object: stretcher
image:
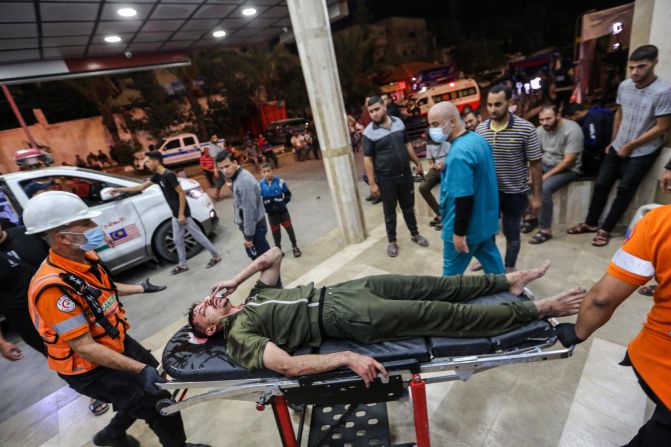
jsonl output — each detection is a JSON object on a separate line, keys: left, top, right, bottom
{"left": 157, "top": 291, "right": 574, "bottom": 447}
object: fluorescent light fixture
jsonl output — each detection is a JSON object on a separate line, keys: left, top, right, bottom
{"left": 242, "top": 7, "right": 257, "bottom": 16}
{"left": 117, "top": 7, "right": 137, "bottom": 17}
{"left": 212, "top": 30, "right": 226, "bottom": 38}
{"left": 104, "top": 35, "right": 122, "bottom": 43}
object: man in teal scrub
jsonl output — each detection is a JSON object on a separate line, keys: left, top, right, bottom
{"left": 428, "top": 101, "right": 504, "bottom": 275}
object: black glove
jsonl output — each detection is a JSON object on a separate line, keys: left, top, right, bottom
{"left": 141, "top": 278, "right": 166, "bottom": 293}
{"left": 137, "top": 366, "right": 165, "bottom": 396}
{"left": 556, "top": 323, "right": 584, "bottom": 348}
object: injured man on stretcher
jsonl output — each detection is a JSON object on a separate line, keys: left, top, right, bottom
{"left": 188, "top": 247, "right": 585, "bottom": 386}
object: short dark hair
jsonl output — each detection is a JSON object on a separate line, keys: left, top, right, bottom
{"left": 630, "top": 44, "right": 658, "bottom": 62}
{"left": 145, "top": 150, "right": 163, "bottom": 163}
{"left": 367, "top": 95, "right": 383, "bottom": 107}
{"left": 462, "top": 110, "right": 478, "bottom": 120}
{"left": 215, "top": 151, "right": 234, "bottom": 163}
{"left": 539, "top": 104, "right": 558, "bottom": 115}
{"left": 562, "top": 103, "right": 585, "bottom": 117}
{"left": 259, "top": 162, "right": 272, "bottom": 170}
{"left": 488, "top": 84, "right": 512, "bottom": 100}
{"left": 187, "top": 302, "right": 209, "bottom": 338}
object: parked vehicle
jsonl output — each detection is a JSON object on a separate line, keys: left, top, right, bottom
{"left": 411, "top": 79, "right": 481, "bottom": 115}
{"left": 0, "top": 166, "right": 219, "bottom": 273}
{"left": 133, "top": 133, "right": 225, "bottom": 172}
{"left": 265, "top": 118, "right": 314, "bottom": 146}
{"left": 14, "top": 148, "right": 54, "bottom": 171}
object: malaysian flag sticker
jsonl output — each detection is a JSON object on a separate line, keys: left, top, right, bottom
{"left": 109, "top": 224, "right": 141, "bottom": 245}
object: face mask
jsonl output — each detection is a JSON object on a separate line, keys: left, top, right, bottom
{"left": 64, "top": 227, "right": 105, "bottom": 251}
{"left": 429, "top": 121, "right": 454, "bottom": 143}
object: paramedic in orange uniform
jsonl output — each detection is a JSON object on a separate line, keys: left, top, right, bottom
{"left": 556, "top": 204, "right": 671, "bottom": 446}
{"left": 23, "top": 191, "right": 208, "bottom": 447}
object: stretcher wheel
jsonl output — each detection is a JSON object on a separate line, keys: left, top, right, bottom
{"left": 156, "top": 398, "right": 175, "bottom": 415}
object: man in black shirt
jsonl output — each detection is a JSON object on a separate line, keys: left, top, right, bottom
{"left": 381, "top": 93, "right": 402, "bottom": 118}
{"left": 363, "top": 96, "right": 429, "bottom": 257}
{"left": 110, "top": 151, "right": 221, "bottom": 274}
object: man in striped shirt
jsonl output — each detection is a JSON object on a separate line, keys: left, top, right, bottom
{"left": 476, "top": 84, "right": 543, "bottom": 271}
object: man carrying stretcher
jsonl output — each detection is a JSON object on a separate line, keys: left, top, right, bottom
{"left": 188, "top": 247, "right": 585, "bottom": 385}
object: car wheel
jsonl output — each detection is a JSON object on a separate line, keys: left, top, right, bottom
{"left": 153, "top": 220, "right": 203, "bottom": 263}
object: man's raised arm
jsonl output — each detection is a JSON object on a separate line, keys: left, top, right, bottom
{"left": 109, "top": 180, "right": 153, "bottom": 195}
{"left": 210, "top": 246, "right": 283, "bottom": 296}
{"left": 262, "top": 341, "right": 387, "bottom": 387}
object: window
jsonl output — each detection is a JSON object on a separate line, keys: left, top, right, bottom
{"left": 183, "top": 136, "right": 196, "bottom": 146}
{"left": 19, "top": 175, "right": 123, "bottom": 207}
{"left": 164, "top": 139, "right": 181, "bottom": 150}
{"left": 417, "top": 98, "right": 428, "bottom": 106}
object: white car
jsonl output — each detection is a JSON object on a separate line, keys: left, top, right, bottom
{"left": 0, "top": 167, "right": 219, "bottom": 273}
{"left": 134, "top": 133, "right": 226, "bottom": 171}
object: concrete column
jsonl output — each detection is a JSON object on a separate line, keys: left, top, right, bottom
{"left": 285, "top": 0, "right": 367, "bottom": 244}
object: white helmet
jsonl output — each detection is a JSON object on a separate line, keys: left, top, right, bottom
{"left": 23, "top": 191, "right": 102, "bottom": 234}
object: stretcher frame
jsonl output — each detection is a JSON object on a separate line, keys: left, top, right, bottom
{"left": 155, "top": 339, "right": 574, "bottom": 447}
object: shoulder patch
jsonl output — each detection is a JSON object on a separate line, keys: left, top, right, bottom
{"left": 56, "top": 295, "right": 76, "bottom": 313}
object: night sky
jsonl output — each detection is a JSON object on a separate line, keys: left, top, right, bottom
{"left": 341, "top": 0, "right": 633, "bottom": 55}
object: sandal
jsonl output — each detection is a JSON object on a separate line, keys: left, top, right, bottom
{"left": 171, "top": 265, "right": 189, "bottom": 275}
{"left": 520, "top": 218, "right": 538, "bottom": 234}
{"left": 591, "top": 229, "right": 611, "bottom": 247}
{"left": 567, "top": 223, "right": 599, "bottom": 235}
{"left": 429, "top": 216, "right": 441, "bottom": 227}
{"left": 292, "top": 246, "right": 302, "bottom": 258}
{"left": 529, "top": 231, "right": 553, "bottom": 245}
{"left": 89, "top": 399, "right": 109, "bottom": 416}
{"left": 206, "top": 257, "right": 221, "bottom": 268}
{"left": 638, "top": 285, "right": 657, "bottom": 296}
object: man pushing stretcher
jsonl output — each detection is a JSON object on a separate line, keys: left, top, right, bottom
{"left": 188, "top": 247, "right": 585, "bottom": 385}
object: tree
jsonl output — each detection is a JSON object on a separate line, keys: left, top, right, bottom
{"left": 65, "top": 76, "right": 124, "bottom": 145}
{"left": 169, "top": 50, "right": 211, "bottom": 138}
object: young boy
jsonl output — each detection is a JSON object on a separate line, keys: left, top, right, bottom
{"left": 259, "top": 163, "right": 301, "bottom": 257}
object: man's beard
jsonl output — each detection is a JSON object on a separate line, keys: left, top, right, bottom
{"left": 372, "top": 113, "right": 386, "bottom": 124}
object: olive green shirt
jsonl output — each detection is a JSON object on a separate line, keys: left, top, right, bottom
{"left": 222, "top": 281, "right": 319, "bottom": 371}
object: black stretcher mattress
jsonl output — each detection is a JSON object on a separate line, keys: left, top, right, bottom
{"left": 162, "top": 292, "right": 555, "bottom": 381}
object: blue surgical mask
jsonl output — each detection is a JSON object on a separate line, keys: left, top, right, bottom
{"left": 77, "top": 227, "right": 105, "bottom": 251}
{"left": 429, "top": 126, "right": 448, "bottom": 143}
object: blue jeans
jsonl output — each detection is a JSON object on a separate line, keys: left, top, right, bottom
{"left": 243, "top": 218, "right": 271, "bottom": 260}
{"left": 443, "top": 236, "right": 504, "bottom": 276}
{"left": 539, "top": 168, "right": 578, "bottom": 229}
{"left": 499, "top": 192, "right": 527, "bottom": 269}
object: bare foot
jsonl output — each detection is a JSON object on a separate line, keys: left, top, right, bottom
{"left": 470, "top": 261, "right": 483, "bottom": 272}
{"left": 535, "top": 287, "right": 586, "bottom": 318}
{"left": 507, "top": 260, "right": 551, "bottom": 295}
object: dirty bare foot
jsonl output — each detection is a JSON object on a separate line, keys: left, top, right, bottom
{"left": 535, "top": 287, "right": 586, "bottom": 318}
{"left": 507, "top": 260, "right": 551, "bottom": 295}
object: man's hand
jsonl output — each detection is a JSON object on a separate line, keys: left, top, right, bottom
{"left": 211, "top": 279, "right": 238, "bottom": 297}
{"left": 369, "top": 183, "right": 381, "bottom": 198}
{"left": 453, "top": 235, "right": 469, "bottom": 253}
{"left": 415, "top": 163, "right": 424, "bottom": 176}
{"left": 0, "top": 340, "right": 23, "bottom": 361}
{"left": 345, "top": 352, "right": 388, "bottom": 388}
{"left": 530, "top": 195, "right": 542, "bottom": 216}
{"left": 604, "top": 144, "right": 613, "bottom": 155}
{"left": 616, "top": 143, "right": 632, "bottom": 158}
{"left": 136, "top": 365, "right": 165, "bottom": 396}
{"left": 108, "top": 188, "right": 121, "bottom": 196}
{"left": 141, "top": 278, "right": 167, "bottom": 293}
{"left": 660, "top": 169, "right": 671, "bottom": 194}
{"left": 243, "top": 240, "right": 254, "bottom": 249}
{"left": 177, "top": 214, "right": 186, "bottom": 225}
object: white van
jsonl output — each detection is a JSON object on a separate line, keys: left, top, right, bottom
{"left": 411, "top": 79, "right": 481, "bottom": 115}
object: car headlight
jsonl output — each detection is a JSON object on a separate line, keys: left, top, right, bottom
{"left": 186, "top": 187, "right": 204, "bottom": 199}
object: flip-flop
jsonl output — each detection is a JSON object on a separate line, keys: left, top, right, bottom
{"left": 591, "top": 229, "right": 611, "bottom": 247}
{"left": 529, "top": 231, "right": 553, "bottom": 244}
{"left": 171, "top": 265, "right": 189, "bottom": 275}
{"left": 520, "top": 218, "right": 538, "bottom": 234}
{"left": 206, "top": 257, "right": 221, "bottom": 268}
{"left": 638, "top": 285, "right": 657, "bottom": 296}
{"left": 89, "top": 399, "right": 109, "bottom": 416}
{"left": 567, "top": 223, "right": 599, "bottom": 235}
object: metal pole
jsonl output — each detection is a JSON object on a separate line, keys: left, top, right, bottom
{"left": 1, "top": 84, "right": 38, "bottom": 148}
{"left": 285, "top": 0, "right": 367, "bottom": 244}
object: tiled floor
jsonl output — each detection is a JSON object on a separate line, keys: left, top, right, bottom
{"left": 0, "top": 204, "right": 656, "bottom": 447}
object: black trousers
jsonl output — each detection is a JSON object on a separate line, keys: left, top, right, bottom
{"left": 418, "top": 167, "right": 441, "bottom": 216}
{"left": 60, "top": 336, "right": 187, "bottom": 447}
{"left": 622, "top": 353, "right": 671, "bottom": 447}
{"left": 378, "top": 173, "right": 418, "bottom": 242}
{"left": 585, "top": 147, "right": 661, "bottom": 232}
{"left": 499, "top": 192, "right": 528, "bottom": 269}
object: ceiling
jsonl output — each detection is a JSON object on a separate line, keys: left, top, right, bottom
{"left": 0, "top": 0, "right": 346, "bottom": 65}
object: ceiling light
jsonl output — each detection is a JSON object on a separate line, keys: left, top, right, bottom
{"left": 117, "top": 7, "right": 137, "bottom": 17}
{"left": 104, "top": 35, "right": 122, "bottom": 43}
{"left": 212, "top": 30, "right": 226, "bottom": 38}
{"left": 242, "top": 7, "right": 257, "bottom": 16}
